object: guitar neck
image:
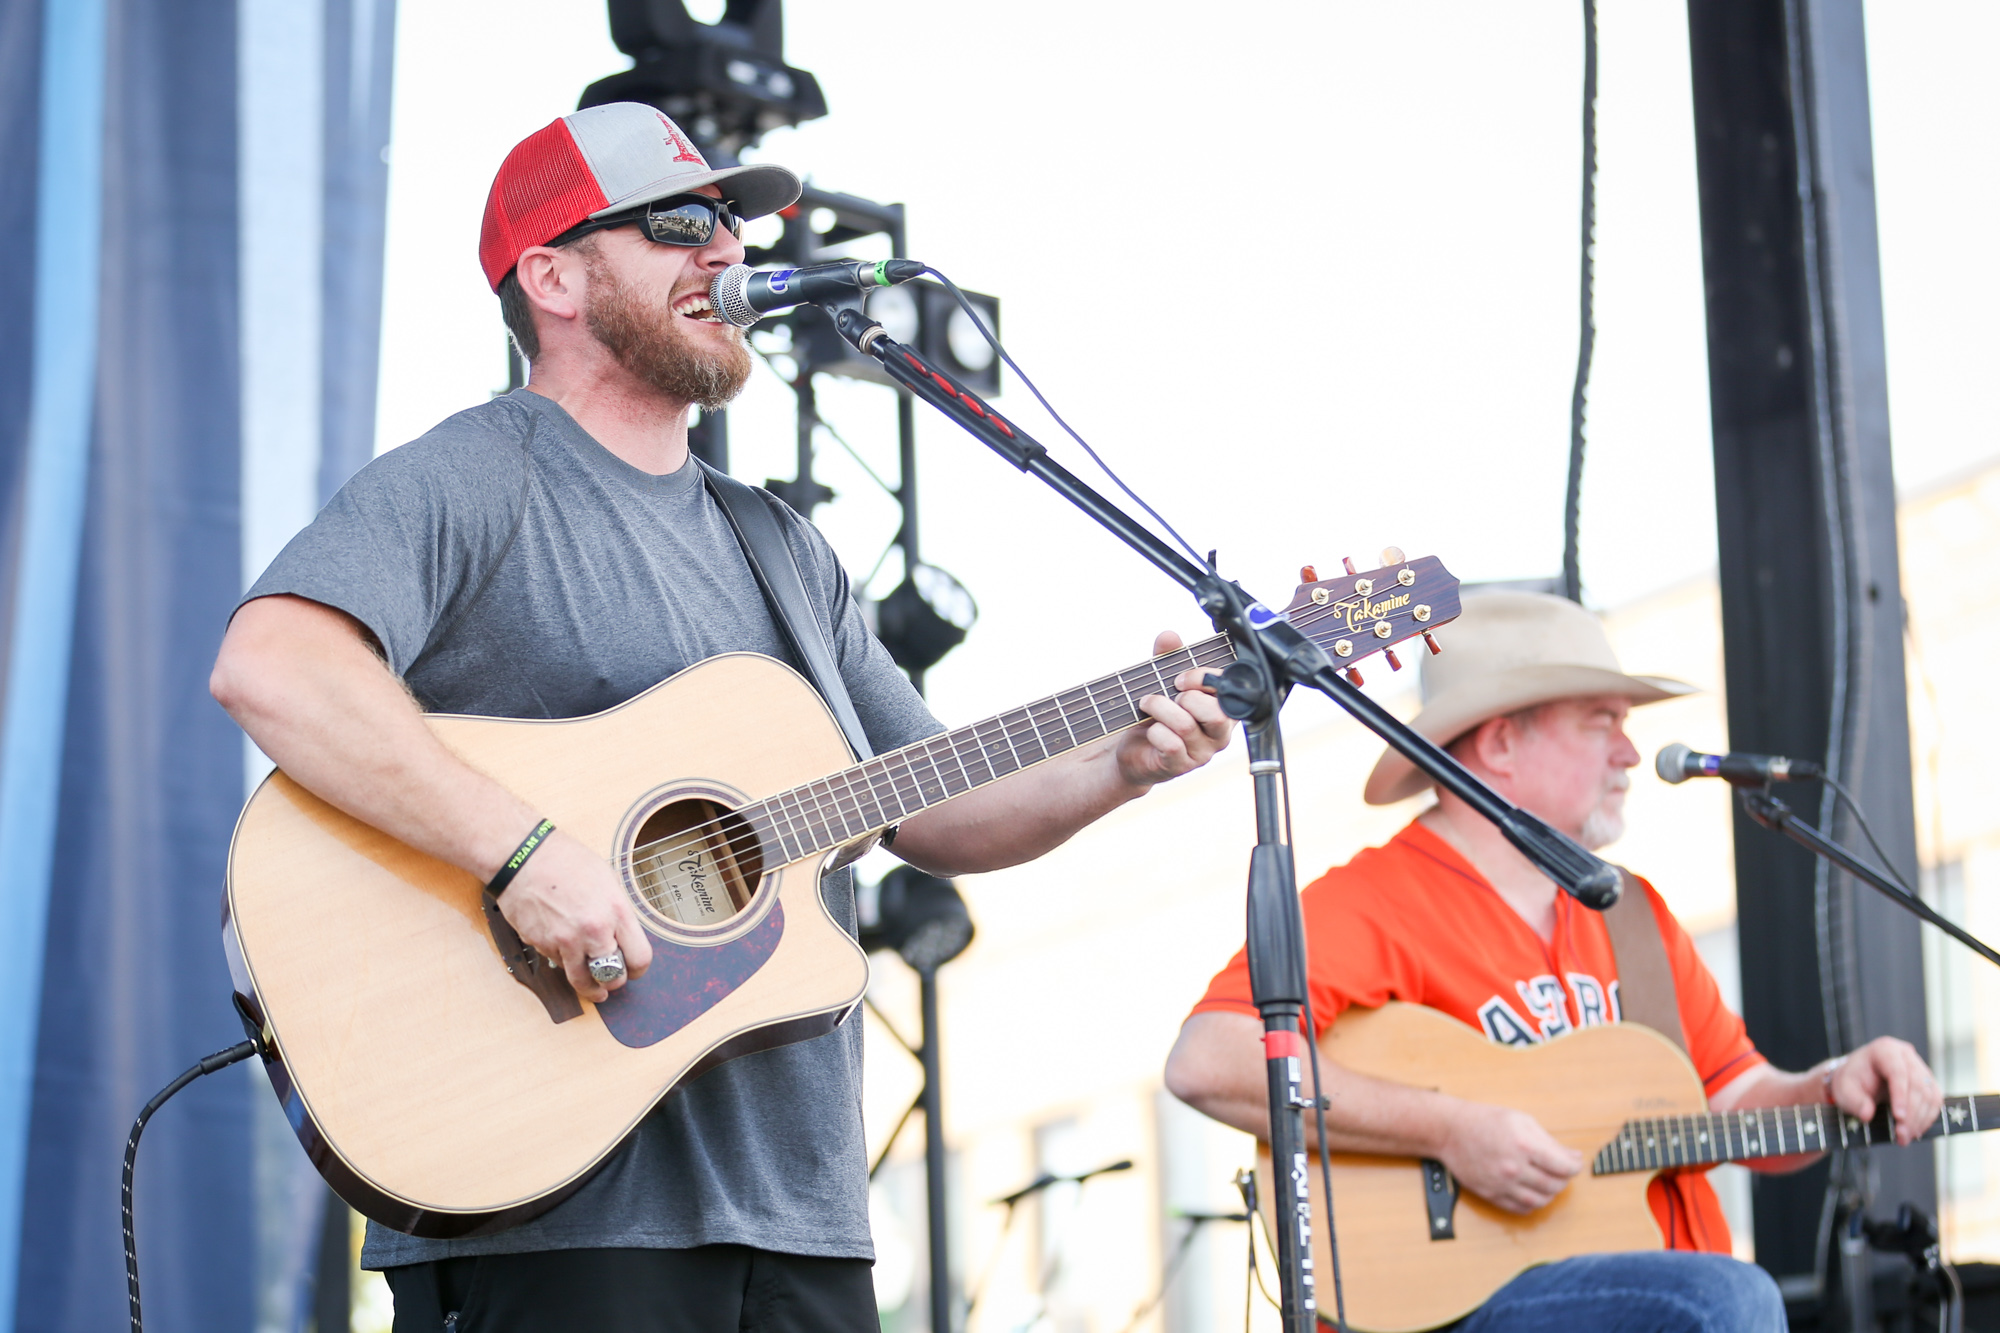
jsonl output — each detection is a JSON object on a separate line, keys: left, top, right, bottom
{"left": 1593, "top": 1092, "right": 2000, "bottom": 1175}
{"left": 737, "top": 633, "right": 1240, "bottom": 867}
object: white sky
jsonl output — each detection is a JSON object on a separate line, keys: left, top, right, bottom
{"left": 374, "top": 0, "right": 1999, "bottom": 732}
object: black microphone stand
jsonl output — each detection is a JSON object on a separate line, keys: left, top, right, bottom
{"left": 1738, "top": 789, "right": 2000, "bottom": 970}
{"left": 828, "top": 305, "right": 1622, "bottom": 1333}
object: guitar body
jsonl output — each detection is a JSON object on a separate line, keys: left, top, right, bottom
{"left": 224, "top": 653, "right": 867, "bottom": 1237}
{"left": 1257, "top": 1003, "right": 1707, "bottom": 1332}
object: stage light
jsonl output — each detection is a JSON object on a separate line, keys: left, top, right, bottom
{"left": 866, "top": 284, "right": 920, "bottom": 346}
{"left": 787, "top": 281, "right": 1002, "bottom": 398}
{"left": 858, "top": 866, "right": 974, "bottom": 972}
{"left": 582, "top": 0, "right": 827, "bottom": 158}
{"left": 946, "top": 305, "right": 998, "bottom": 376}
{"left": 875, "top": 563, "right": 977, "bottom": 674}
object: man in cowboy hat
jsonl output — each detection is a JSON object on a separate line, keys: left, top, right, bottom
{"left": 212, "top": 103, "right": 1233, "bottom": 1331}
{"left": 1164, "top": 590, "right": 1940, "bottom": 1329}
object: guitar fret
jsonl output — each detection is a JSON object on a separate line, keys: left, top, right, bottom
{"left": 810, "top": 778, "right": 850, "bottom": 845}
{"left": 1059, "top": 690, "right": 1092, "bottom": 746}
{"left": 980, "top": 715, "right": 1020, "bottom": 776}
{"left": 865, "top": 757, "right": 906, "bottom": 821}
{"left": 859, "top": 763, "right": 897, "bottom": 825}
{"left": 953, "top": 725, "right": 995, "bottom": 789}
{"left": 836, "top": 772, "right": 873, "bottom": 836}
{"left": 1080, "top": 682, "right": 1111, "bottom": 735}
{"left": 1791, "top": 1105, "right": 1808, "bottom": 1155}
{"left": 952, "top": 728, "right": 984, "bottom": 788}
{"left": 887, "top": 748, "right": 926, "bottom": 815}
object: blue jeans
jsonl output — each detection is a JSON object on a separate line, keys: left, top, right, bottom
{"left": 1440, "top": 1252, "right": 1785, "bottom": 1333}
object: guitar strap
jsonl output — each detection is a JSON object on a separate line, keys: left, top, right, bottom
{"left": 1602, "top": 868, "right": 1689, "bottom": 1057}
{"left": 698, "top": 460, "right": 875, "bottom": 763}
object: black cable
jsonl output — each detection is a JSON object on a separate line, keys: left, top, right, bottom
{"left": 1561, "top": 0, "right": 1599, "bottom": 604}
{"left": 124, "top": 1039, "right": 261, "bottom": 1333}
{"left": 919, "top": 268, "right": 1207, "bottom": 569}
{"left": 1821, "top": 773, "right": 1918, "bottom": 896}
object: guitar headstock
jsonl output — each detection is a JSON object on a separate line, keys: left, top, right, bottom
{"left": 1281, "top": 550, "right": 1462, "bottom": 683}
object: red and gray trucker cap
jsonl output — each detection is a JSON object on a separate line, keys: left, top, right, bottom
{"left": 478, "top": 102, "right": 802, "bottom": 290}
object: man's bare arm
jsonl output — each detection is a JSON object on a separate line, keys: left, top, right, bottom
{"left": 1164, "top": 1011, "right": 1583, "bottom": 1214}
{"left": 210, "top": 594, "right": 652, "bottom": 1000}
{"left": 1709, "top": 1034, "right": 1941, "bottom": 1172}
{"left": 890, "top": 631, "right": 1231, "bottom": 876}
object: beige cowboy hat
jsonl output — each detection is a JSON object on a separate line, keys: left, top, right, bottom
{"left": 1363, "top": 590, "right": 1698, "bottom": 805}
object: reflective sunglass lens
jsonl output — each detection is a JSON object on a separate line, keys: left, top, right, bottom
{"left": 646, "top": 203, "right": 716, "bottom": 245}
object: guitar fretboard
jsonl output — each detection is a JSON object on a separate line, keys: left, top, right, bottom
{"left": 639, "top": 633, "right": 1242, "bottom": 878}
{"left": 1592, "top": 1093, "right": 2000, "bottom": 1175}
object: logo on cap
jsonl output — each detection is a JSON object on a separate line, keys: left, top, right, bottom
{"left": 657, "top": 113, "right": 707, "bottom": 167}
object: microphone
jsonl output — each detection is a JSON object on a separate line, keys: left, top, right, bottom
{"left": 709, "top": 258, "right": 926, "bottom": 327}
{"left": 1655, "top": 742, "right": 1824, "bottom": 786}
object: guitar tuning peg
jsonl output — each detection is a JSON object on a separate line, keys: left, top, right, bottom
{"left": 1341, "top": 557, "right": 1359, "bottom": 575}
{"left": 1344, "top": 667, "right": 1365, "bottom": 687}
{"left": 1423, "top": 633, "right": 1442, "bottom": 655}
{"left": 1384, "top": 647, "right": 1403, "bottom": 672}
{"left": 1380, "top": 545, "right": 1405, "bottom": 567}
{"left": 1299, "top": 564, "right": 1318, "bottom": 584}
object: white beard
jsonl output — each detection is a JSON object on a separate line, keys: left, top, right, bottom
{"left": 1578, "top": 807, "right": 1625, "bottom": 851}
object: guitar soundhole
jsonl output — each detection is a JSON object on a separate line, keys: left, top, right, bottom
{"left": 627, "top": 798, "right": 765, "bottom": 931}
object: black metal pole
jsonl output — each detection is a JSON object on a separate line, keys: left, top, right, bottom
{"left": 1242, "top": 718, "right": 1318, "bottom": 1333}
{"left": 1687, "top": 0, "right": 1932, "bottom": 1298}
{"left": 918, "top": 966, "right": 951, "bottom": 1332}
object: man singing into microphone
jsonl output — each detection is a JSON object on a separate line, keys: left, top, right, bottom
{"left": 1165, "top": 591, "right": 1942, "bottom": 1330}
{"left": 211, "top": 103, "right": 1234, "bottom": 1331}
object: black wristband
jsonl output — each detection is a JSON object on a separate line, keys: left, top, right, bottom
{"left": 486, "top": 819, "right": 555, "bottom": 897}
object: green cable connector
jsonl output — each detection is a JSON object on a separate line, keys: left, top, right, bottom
{"left": 871, "top": 260, "right": 893, "bottom": 288}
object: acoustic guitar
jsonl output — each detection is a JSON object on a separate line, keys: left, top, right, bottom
{"left": 1256, "top": 1002, "right": 1997, "bottom": 1332}
{"left": 225, "top": 555, "right": 1460, "bottom": 1237}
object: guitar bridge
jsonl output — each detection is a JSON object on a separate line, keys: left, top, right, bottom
{"left": 1422, "top": 1158, "right": 1459, "bottom": 1240}
{"left": 483, "top": 893, "right": 582, "bottom": 1024}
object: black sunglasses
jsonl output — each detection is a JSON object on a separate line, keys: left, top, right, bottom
{"left": 550, "top": 194, "right": 744, "bottom": 250}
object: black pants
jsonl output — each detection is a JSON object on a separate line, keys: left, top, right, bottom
{"left": 383, "top": 1245, "right": 879, "bottom": 1333}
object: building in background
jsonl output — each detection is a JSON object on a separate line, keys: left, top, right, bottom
{"left": 864, "top": 464, "right": 2000, "bottom": 1330}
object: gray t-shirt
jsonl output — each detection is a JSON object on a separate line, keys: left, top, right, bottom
{"left": 243, "top": 388, "right": 941, "bottom": 1268}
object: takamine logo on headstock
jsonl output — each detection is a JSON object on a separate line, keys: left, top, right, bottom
{"left": 1281, "top": 548, "right": 1463, "bottom": 684}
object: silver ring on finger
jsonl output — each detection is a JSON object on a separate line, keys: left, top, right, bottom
{"left": 587, "top": 950, "right": 627, "bottom": 986}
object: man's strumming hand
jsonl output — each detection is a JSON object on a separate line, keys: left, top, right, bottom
{"left": 1439, "top": 1101, "right": 1584, "bottom": 1215}
{"left": 494, "top": 830, "right": 654, "bottom": 1004}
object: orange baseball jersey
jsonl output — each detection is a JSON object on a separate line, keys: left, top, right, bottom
{"left": 1191, "top": 819, "right": 1765, "bottom": 1253}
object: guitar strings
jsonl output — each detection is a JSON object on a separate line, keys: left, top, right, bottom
{"left": 607, "top": 636, "right": 1231, "bottom": 895}
{"left": 609, "top": 587, "right": 1424, "bottom": 900}
{"left": 604, "top": 586, "right": 1434, "bottom": 900}
{"left": 605, "top": 588, "right": 1428, "bottom": 896}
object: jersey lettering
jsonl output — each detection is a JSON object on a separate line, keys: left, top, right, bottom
{"left": 1567, "top": 972, "right": 1609, "bottom": 1027}
{"left": 1515, "top": 974, "right": 1573, "bottom": 1040}
{"left": 1608, "top": 979, "right": 1623, "bottom": 1022}
{"left": 1476, "top": 996, "right": 1541, "bottom": 1047}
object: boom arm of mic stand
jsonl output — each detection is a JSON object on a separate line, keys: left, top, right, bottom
{"left": 1740, "top": 790, "right": 2000, "bottom": 970}
{"left": 828, "top": 306, "right": 1623, "bottom": 907}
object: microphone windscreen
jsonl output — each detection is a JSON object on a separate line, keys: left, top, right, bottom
{"left": 1655, "top": 742, "right": 1693, "bottom": 784}
{"left": 709, "top": 264, "right": 759, "bottom": 327}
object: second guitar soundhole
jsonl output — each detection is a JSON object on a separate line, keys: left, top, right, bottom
{"left": 628, "top": 797, "right": 765, "bottom": 930}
